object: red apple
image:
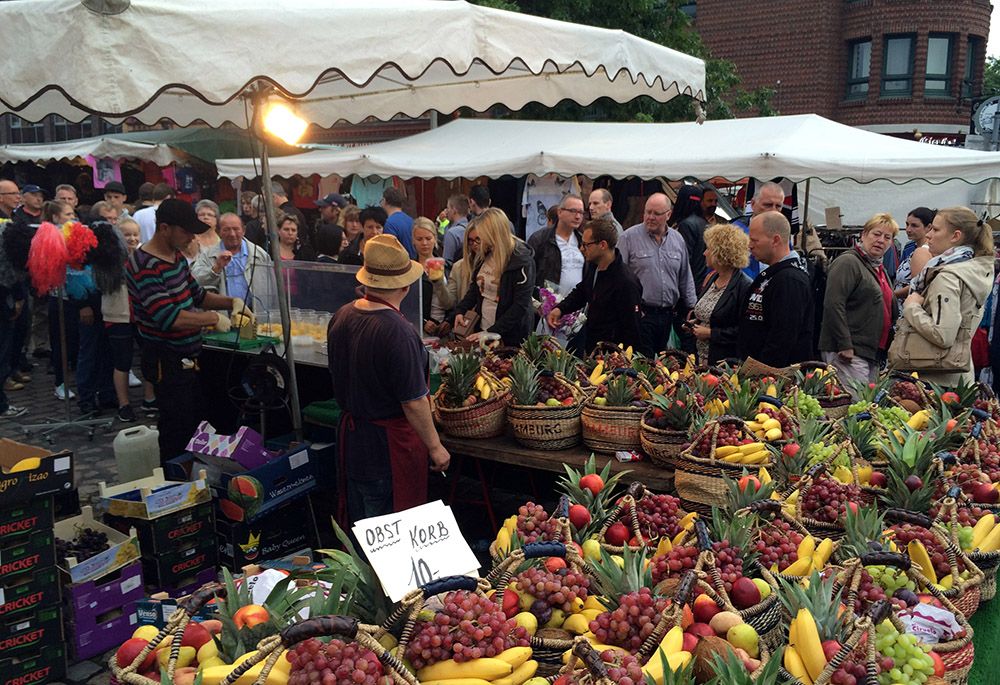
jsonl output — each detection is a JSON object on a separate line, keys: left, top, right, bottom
{"left": 929, "top": 650, "right": 945, "bottom": 677}
{"left": 579, "top": 474, "right": 604, "bottom": 495}
{"left": 781, "top": 443, "right": 800, "bottom": 459}
{"left": 846, "top": 501, "right": 860, "bottom": 516}
{"left": 737, "top": 475, "right": 761, "bottom": 493}
{"left": 868, "top": 472, "right": 888, "bottom": 488}
{"left": 971, "top": 482, "right": 999, "bottom": 504}
{"left": 605, "top": 522, "right": 629, "bottom": 546}
{"left": 730, "top": 577, "right": 761, "bottom": 610}
{"left": 501, "top": 588, "right": 520, "bottom": 618}
{"left": 917, "top": 594, "right": 944, "bottom": 609}
{"left": 568, "top": 504, "right": 591, "bottom": 529}
{"left": 702, "top": 374, "right": 720, "bottom": 388}
{"left": 116, "top": 638, "right": 156, "bottom": 672}
{"left": 821, "top": 640, "right": 843, "bottom": 662}
{"left": 940, "top": 391, "right": 960, "bottom": 405}
{"left": 681, "top": 633, "right": 699, "bottom": 652}
{"left": 692, "top": 594, "right": 721, "bottom": 624}
{"left": 545, "top": 556, "right": 567, "bottom": 572}
{"left": 181, "top": 622, "right": 212, "bottom": 651}
{"left": 904, "top": 475, "right": 924, "bottom": 492}
{"left": 685, "top": 623, "right": 715, "bottom": 639}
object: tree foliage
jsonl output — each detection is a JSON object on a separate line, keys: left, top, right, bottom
{"left": 470, "top": 0, "right": 775, "bottom": 122}
{"left": 985, "top": 56, "right": 1000, "bottom": 98}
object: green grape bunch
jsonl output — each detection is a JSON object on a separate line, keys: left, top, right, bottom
{"left": 874, "top": 620, "right": 935, "bottom": 685}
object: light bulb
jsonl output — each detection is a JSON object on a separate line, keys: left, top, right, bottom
{"left": 263, "top": 102, "right": 308, "bottom": 145}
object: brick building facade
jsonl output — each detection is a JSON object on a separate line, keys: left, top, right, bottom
{"left": 694, "top": 0, "right": 992, "bottom": 142}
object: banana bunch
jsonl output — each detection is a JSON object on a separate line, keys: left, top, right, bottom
{"left": 417, "top": 647, "right": 537, "bottom": 685}
{"left": 781, "top": 488, "right": 799, "bottom": 517}
{"left": 906, "top": 540, "right": 944, "bottom": 587}
{"left": 716, "top": 442, "right": 770, "bottom": 465}
{"left": 640, "top": 627, "right": 692, "bottom": 685}
{"left": 745, "top": 412, "right": 784, "bottom": 442}
{"left": 704, "top": 397, "right": 727, "bottom": 417}
{"left": 783, "top": 609, "right": 825, "bottom": 685}
{"left": 779, "top": 535, "right": 835, "bottom": 576}
{"left": 200, "top": 650, "right": 291, "bottom": 685}
{"left": 588, "top": 361, "right": 608, "bottom": 385}
{"left": 493, "top": 516, "right": 518, "bottom": 555}
{"left": 561, "top": 594, "right": 607, "bottom": 635}
{"left": 970, "top": 513, "right": 1000, "bottom": 553}
{"left": 475, "top": 374, "right": 499, "bottom": 400}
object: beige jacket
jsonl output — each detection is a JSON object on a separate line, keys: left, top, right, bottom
{"left": 889, "top": 255, "right": 994, "bottom": 386}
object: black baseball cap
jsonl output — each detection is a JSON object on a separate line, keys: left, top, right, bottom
{"left": 156, "top": 198, "right": 210, "bottom": 234}
{"left": 104, "top": 181, "right": 127, "bottom": 195}
{"left": 316, "top": 192, "right": 346, "bottom": 208}
{"left": 21, "top": 184, "right": 45, "bottom": 195}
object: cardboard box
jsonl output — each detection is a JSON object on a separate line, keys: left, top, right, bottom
{"left": 0, "top": 497, "right": 53, "bottom": 543}
{"left": 0, "top": 567, "right": 60, "bottom": 621}
{"left": 0, "top": 439, "right": 73, "bottom": 507}
{"left": 134, "top": 583, "right": 218, "bottom": 629}
{"left": 99, "top": 468, "right": 211, "bottom": 521}
{"left": 186, "top": 421, "right": 275, "bottom": 469}
{"left": 54, "top": 506, "right": 140, "bottom": 585}
{"left": 0, "top": 528, "right": 55, "bottom": 585}
{"left": 215, "top": 497, "right": 316, "bottom": 571}
{"left": 0, "top": 643, "right": 66, "bottom": 685}
{"left": 67, "top": 600, "right": 138, "bottom": 662}
{"left": 106, "top": 501, "right": 214, "bottom": 556}
{"left": 64, "top": 560, "right": 143, "bottom": 626}
{"left": 142, "top": 535, "right": 217, "bottom": 591}
{"left": 216, "top": 444, "right": 317, "bottom": 522}
{"left": 0, "top": 604, "right": 62, "bottom": 658}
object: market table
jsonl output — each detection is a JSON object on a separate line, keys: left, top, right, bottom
{"left": 440, "top": 434, "right": 674, "bottom": 491}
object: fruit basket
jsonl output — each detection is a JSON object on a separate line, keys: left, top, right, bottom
{"left": 580, "top": 369, "right": 654, "bottom": 453}
{"left": 594, "top": 482, "right": 692, "bottom": 554}
{"left": 507, "top": 355, "right": 589, "bottom": 450}
{"left": 792, "top": 363, "right": 853, "bottom": 420}
{"left": 433, "top": 353, "right": 511, "bottom": 438}
{"left": 485, "top": 541, "right": 597, "bottom": 672}
{"left": 111, "top": 582, "right": 415, "bottom": 685}
{"left": 790, "top": 463, "right": 863, "bottom": 541}
{"left": 672, "top": 416, "right": 770, "bottom": 513}
{"left": 490, "top": 498, "right": 572, "bottom": 566}
{"left": 640, "top": 384, "right": 694, "bottom": 468}
{"left": 935, "top": 492, "right": 1000, "bottom": 602}
{"left": 383, "top": 576, "right": 536, "bottom": 684}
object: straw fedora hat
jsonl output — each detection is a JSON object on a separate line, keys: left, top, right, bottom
{"left": 356, "top": 234, "right": 424, "bottom": 289}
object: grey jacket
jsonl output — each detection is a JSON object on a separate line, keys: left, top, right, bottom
{"left": 819, "top": 249, "right": 896, "bottom": 362}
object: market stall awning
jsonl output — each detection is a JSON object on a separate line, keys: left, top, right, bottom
{"left": 0, "top": 136, "right": 186, "bottom": 166}
{"left": 1, "top": 0, "right": 705, "bottom": 127}
{"left": 216, "top": 115, "right": 1000, "bottom": 185}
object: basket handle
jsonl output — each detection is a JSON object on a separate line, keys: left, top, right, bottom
{"left": 859, "top": 551, "right": 911, "bottom": 570}
{"left": 281, "top": 616, "right": 359, "bottom": 645}
{"left": 757, "top": 394, "right": 783, "bottom": 408}
{"left": 177, "top": 582, "right": 225, "bottom": 614}
{"left": 798, "top": 361, "right": 828, "bottom": 373}
{"left": 555, "top": 494, "right": 570, "bottom": 519}
{"left": 883, "top": 508, "right": 933, "bottom": 529}
{"left": 747, "top": 499, "right": 781, "bottom": 515}
{"left": 867, "top": 599, "right": 893, "bottom": 625}
{"left": 626, "top": 482, "right": 646, "bottom": 499}
{"left": 971, "top": 407, "right": 991, "bottom": 421}
{"left": 694, "top": 519, "right": 713, "bottom": 552}
{"left": 571, "top": 639, "right": 611, "bottom": 679}
{"left": 421, "top": 575, "right": 480, "bottom": 596}
{"left": 522, "top": 541, "right": 567, "bottom": 559}
{"left": 674, "top": 570, "right": 697, "bottom": 607}
{"left": 804, "top": 462, "right": 827, "bottom": 479}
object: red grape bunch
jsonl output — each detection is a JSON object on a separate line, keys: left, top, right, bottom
{"left": 846, "top": 568, "right": 889, "bottom": 616}
{"left": 56, "top": 527, "right": 110, "bottom": 565}
{"left": 288, "top": 639, "right": 389, "bottom": 685}
{"left": 889, "top": 524, "right": 960, "bottom": 580}
{"left": 890, "top": 381, "right": 924, "bottom": 405}
{"left": 538, "top": 376, "right": 573, "bottom": 404}
{"left": 711, "top": 538, "right": 745, "bottom": 593}
{"left": 801, "top": 475, "right": 862, "bottom": 524}
{"left": 514, "top": 566, "right": 590, "bottom": 614}
{"left": 483, "top": 356, "right": 513, "bottom": 379}
{"left": 755, "top": 519, "right": 804, "bottom": 572}
{"left": 588, "top": 588, "right": 670, "bottom": 652}
{"left": 516, "top": 502, "right": 562, "bottom": 544}
{"left": 404, "top": 591, "right": 530, "bottom": 669}
{"left": 691, "top": 422, "right": 743, "bottom": 458}
{"left": 633, "top": 493, "right": 683, "bottom": 541}
{"left": 650, "top": 545, "right": 699, "bottom": 585}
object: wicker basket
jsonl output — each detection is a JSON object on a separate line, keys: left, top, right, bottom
{"left": 433, "top": 368, "right": 511, "bottom": 438}
{"left": 488, "top": 497, "right": 572, "bottom": 567}
{"left": 672, "top": 416, "right": 769, "bottom": 514}
{"left": 580, "top": 371, "right": 653, "bottom": 453}
{"left": 594, "top": 482, "right": 690, "bottom": 554}
{"left": 738, "top": 356, "right": 798, "bottom": 380}
{"left": 640, "top": 414, "right": 688, "bottom": 469}
{"left": 111, "top": 583, "right": 416, "bottom": 685}
{"left": 508, "top": 373, "right": 588, "bottom": 450}
{"left": 934, "top": 494, "right": 999, "bottom": 603}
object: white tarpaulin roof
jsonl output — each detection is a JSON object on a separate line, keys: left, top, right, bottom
{"left": 216, "top": 115, "right": 1000, "bottom": 184}
{"left": 1, "top": 0, "right": 705, "bottom": 127}
{"left": 0, "top": 136, "right": 186, "bottom": 166}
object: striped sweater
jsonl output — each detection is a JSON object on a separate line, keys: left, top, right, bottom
{"left": 126, "top": 247, "right": 207, "bottom": 356}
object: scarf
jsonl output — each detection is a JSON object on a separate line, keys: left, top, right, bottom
{"left": 909, "top": 245, "right": 974, "bottom": 294}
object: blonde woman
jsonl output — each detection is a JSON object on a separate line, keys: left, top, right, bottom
{"left": 412, "top": 217, "right": 454, "bottom": 334}
{"left": 889, "top": 207, "right": 995, "bottom": 386}
{"left": 685, "top": 224, "right": 751, "bottom": 365}
{"left": 454, "top": 208, "right": 535, "bottom": 345}
{"left": 819, "top": 213, "right": 899, "bottom": 389}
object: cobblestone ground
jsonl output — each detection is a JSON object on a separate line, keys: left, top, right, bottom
{"left": 0, "top": 357, "right": 149, "bottom": 685}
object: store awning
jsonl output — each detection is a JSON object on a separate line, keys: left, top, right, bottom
{"left": 216, "top": 115, "right": 1000, "bottom": 185}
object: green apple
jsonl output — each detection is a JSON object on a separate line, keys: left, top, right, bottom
{"left": 751, "top": 578, "right": 771, "bottom": 601}
{"left": 582, "top": 539, "right": 602, "bottom": 562}
{"left": 546, "top": 398, "right": 561, "bottom": 406}
{"left": 727, "top": 623, "right": 759, "bottom": 659}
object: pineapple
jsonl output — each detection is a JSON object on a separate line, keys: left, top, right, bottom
{"left": 442, "top": 352, "right": 481, "bottom": 408}
{"left": 509, "top": 355, "right": 540, "bottom": 406}
{"left": 588, "top": 544, "right": 654, "bottom": 607}
{"left": 839, "top": 506, "right": 887, "bottom": 561}
{"left": 841, "top": 414, "right": 880, "bottom": 464}
{"left": 723, "top": 471, "right": 776, "bottom": 512}
{"left": 521, "top": 332, "right": 551, "bottom": 364}
{"left": 877, "top": 428, "right": 936, "bottom": 514}
{"left": 605, "top": 374, "right": 637, "bottom": 407}
{"left": 705, "top": 646, "right": 784, "bottom": 685}
{"left": 932, "top": 378, "right": 979, "bottom": 410}
{"left": 647, "top": 384, "right": 692, "bottom": 431}
{"left": 707, "top": 507, "right": 758, "bottom": 571}
{"left": 723, "top": 381, "right": 760, "bottom": 420}
{"left": 776, "top": 571, "right": 850, "bottom": 643}
{"left": 557, "top": 455, "right": 628, "bottom": 541}
{"left": 541, "top": 348, "right": 580, "bottom": 377}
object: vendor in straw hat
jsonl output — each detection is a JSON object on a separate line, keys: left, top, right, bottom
{"left": 328, "top": 234, "right": 450, "bottom": 523}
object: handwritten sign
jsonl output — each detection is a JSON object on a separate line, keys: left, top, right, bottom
{"left": 352, "top": 500, "right": 480, "bottom": 601}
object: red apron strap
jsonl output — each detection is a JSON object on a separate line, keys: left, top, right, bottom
{"left": 372, "top": 416, "right": 429, "bottom": 512}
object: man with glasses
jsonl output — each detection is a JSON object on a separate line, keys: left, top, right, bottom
{"left": 0, "top": 180, "right": 20, "bottom": 220}
{"left": 12, "top": 184, "right": 44, "bottom": 224}
{"left": 618, "top": 193, "right": 697, "bottom": 356}
{"left": 527, "top": 194, "right": 585, "bottom": 297}
{"left": 545, "top": 218, "right": 641, "bottom": 353}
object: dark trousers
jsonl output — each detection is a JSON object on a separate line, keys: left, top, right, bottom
{"left": 141, "top": 346, "right": 204, "bottom": 465}
{"left": 11, "top": 297, "right": 30, "bottom": 371}
{"left": 77, "top": 312, "right": 115, "bottom": 410}
{"left": 0, "top": 311, "right": 14, "bottom": 412}
{"left": 638, "top": 308, "right": 674, "bottom": 358}
{"left": 48, "top": 297, "right": 80, "bottom": 386}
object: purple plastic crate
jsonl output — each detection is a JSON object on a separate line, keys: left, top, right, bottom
{"left": 68, "top": 600, "right": 138, "bottom": 662}
{"left": 64, "top": 560, "right": 144, "bottom": 626}
{"left": 152, "top": 566, "right": 217, "bottom": 600}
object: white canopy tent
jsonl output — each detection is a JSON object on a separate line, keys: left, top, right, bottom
{"left": 0, "top": 136, "right": 187, "bottom": 166}
{"left": 2, "top": 0, "right": 705, "bottom": 436}
{"left": 216, "top": 115, "right": 1000, "bottom": 225}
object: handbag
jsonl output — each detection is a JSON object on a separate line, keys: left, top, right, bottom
{"left": 972, "top": 327, "right": 990, "bottom": 369}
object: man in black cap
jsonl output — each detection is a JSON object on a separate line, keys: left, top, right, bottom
{"left": 103, "top": 181, "right": 129, "bottom": 218}
{"left": 126, "top": 199, "right": 248, "bottom": 463}
{"left": 316, "top": 192, "right": 346, "bottom": 228}
{"left": 12, "top": 184, "right": 44, "bottom": 224}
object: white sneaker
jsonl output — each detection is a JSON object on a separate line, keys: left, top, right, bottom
{"left": 54, "top": 384, "right": 77, "bottom": 400}
{"left": 0, "top": 406, "right": 26, "bottom": 419}
{"left": 128, "top": 371, "right": 142, "bottom": 388}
